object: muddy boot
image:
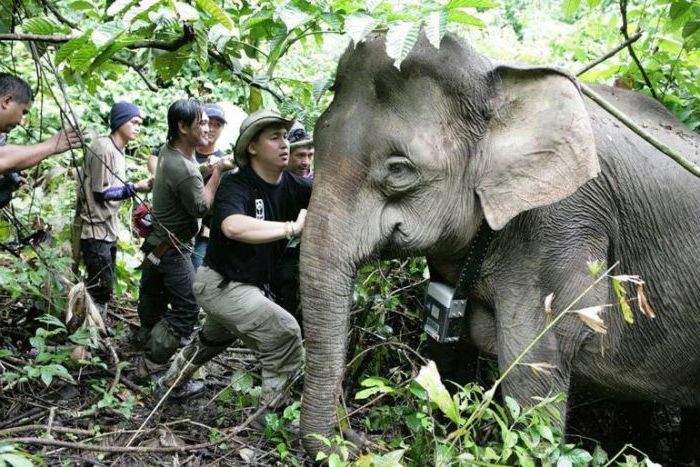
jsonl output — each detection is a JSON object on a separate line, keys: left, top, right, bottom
{"left": 157, "top": 335, "right": 230, "bottom": 400}
{"left": 146, "top": 320, "right": 182, "bottom": 364}
{"left": 133, "top": 353, "right": 168, "bottom": 383}
{"left": 129, "top": 326, "right": 151, "bottom": 350}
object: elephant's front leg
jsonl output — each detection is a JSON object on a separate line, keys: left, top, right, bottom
{"left": 495, "top": 288, "right": 572, "bottom": 427}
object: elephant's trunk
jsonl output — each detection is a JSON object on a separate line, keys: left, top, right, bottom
{"left": 299, "top": 186, "right": 357, "bottom": 455}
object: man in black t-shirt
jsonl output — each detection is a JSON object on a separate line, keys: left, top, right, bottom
{"left": 159, "top": 110, "right": 310, "bottom": 416}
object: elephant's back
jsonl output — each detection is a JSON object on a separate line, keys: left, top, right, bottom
{"left": 584, "top": 84, "right": 699, "bottom": 164}
{"left": 569, "top": 86, "right": 700, "bottom": 404}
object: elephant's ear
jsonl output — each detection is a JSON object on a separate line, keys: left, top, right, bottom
{"left": 476, "top": 64, "right": 599, "bottom": 230}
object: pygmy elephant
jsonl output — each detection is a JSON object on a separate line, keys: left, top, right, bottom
{"left": 298, "top": 32, "right": 700, "bottom": 454}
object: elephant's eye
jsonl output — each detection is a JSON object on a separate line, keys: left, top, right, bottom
{"left": 382, "top": 156, "right": 421, "bottom": 195}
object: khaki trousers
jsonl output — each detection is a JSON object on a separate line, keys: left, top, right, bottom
{"left": 193, "top": 266, "right": 303, "bottom": 403}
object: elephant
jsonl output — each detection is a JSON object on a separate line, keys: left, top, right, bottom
{"left": 298, "top": 31, "right": 700, "bottom": 455}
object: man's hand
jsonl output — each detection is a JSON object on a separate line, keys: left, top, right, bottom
{"left": 215, "top": 156, "right": 236, "bottom": 172}
{"left": 134, "top": 177, "right": 153, "bottom": 193}
{"left": 49, "top": 128, "right": 83, "bottom": 154}
{"left": 292, "top": 209, "right": 307, "bottom": 236}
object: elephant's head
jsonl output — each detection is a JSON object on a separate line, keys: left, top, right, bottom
{"left": 299, "top": 32, "right": 598, "bottom": 454}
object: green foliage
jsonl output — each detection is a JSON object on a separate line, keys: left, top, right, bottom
{"left": 554, "top": 0, "right": 700, "bottom": 129}
{"left": 0, "top": 443, "right": 43, "bottom": 467}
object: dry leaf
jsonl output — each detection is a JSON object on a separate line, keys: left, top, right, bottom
{"left": 544, "top": 293, "right": 555, "bottom": 316}
{"left": 609, "top": 274, "right": 644, "bottom": 285}
{"left": 239, "top": 447, "right": 256, "bottom": 463}
{"left": 636, "top": 284, "right": 656, "bottom": 319}
{"left": 70, "top": 345, "right": 90, "bottom": 362}
{"left": 158, "top": 427, "right": 185, "bottom": 447}
{"left": 521, "top": 362, "right": 557, "bottom": 375}
{"left": 572, "top": 306, "right": 608, "bottom": 334}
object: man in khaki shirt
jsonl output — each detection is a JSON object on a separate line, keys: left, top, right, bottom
{"left": 78, "top": 101, "right": 152, "bottom": 315}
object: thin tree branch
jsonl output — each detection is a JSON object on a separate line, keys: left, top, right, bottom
{"left": 575, "top": 31, "right": 642, "bottom": 76}
{"left": 619, "top": 0, "right": 657, "bottom": 99}
{"left": 38, "top": 0, "right": 78, "bottom": 29}
{"left": 208, "top": 50, "right": 284, "bottom": 101}
{"left": 0, "top": 32, "right": 191, "bottom": 52}
{"left": 0, "top": 33, "right": 70, "bottom": 43}
{"left": 581, "top": 84, "right": 700, "bottom": 178}
{"left": 110, "top": 57, "right": 158, "bottom": 92}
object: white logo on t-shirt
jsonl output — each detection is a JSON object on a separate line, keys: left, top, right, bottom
{"left": 255, "top": 199, "right": 264, "bottom": 219}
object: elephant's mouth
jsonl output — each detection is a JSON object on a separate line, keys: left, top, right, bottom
{"left": 388, "top": 223, "right": 411, "bottom": 250}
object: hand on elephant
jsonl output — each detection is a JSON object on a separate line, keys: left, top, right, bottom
{"left": 292, "top": 209, "right": 306, "bottom": 237}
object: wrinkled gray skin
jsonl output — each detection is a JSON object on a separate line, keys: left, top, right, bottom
{"left": 299, "top": 32, "right": 700, "bottom": 455}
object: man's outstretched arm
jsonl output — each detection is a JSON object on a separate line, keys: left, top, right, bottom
{"left": 0, "top": 129, "right": 82, "bottom": 174}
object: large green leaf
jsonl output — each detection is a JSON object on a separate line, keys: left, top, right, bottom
{"left": 385, "top": 20, "right": 420, "bottom": 68}
{"left": 447, "top": 9, "right": 485, "bottom": 27}
{"left": 56, "top": 34, "right": 91, "bottom": 64}
{"left": 345, "top": 14, "right": 378, "bottom": 46}
{"left": 312, "top": 77, "right": 333, "bottom": 103}
{"left": 153, "top": 48, "right": 190, "bottom": 80}
{"left": 424, "top": 10, "right": 448, "bottom": 49}
{"left": 90, "top": 21, "right": 124, "bottom": 48}
{"left": 195, "top": 0, "right": 235, "bottom": 30}
{"left": 562, "top": 0, "right": 581, "bottom": 17}
{"left": 277, "top": 7, "right": 312, "bottom": 31}
{"left": 193, "top": 24, "right": 210, "bottom": 71}
{"left": 447, "top": 0, "right": 499, "bottom": 8}
{"left": 22, "top": 17, "right": 70, "bottom": 35}
{"left": 124, "top": 0, "right": 161, "bottom": 23}
{"left": 106, "top": 0, "right": 137, "bottom": 16}
{"left": 69, "top": 41, "right": 99, "bottom": 72}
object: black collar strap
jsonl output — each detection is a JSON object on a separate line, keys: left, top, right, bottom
{"left": 451, "top": 222, "right": 495, "bottom": 300}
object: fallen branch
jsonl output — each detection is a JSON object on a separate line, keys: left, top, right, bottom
{"left": 581, "top": 84, "right": 700, "bottom": 178}
{"left": 3, "top": 401, "right": 279, "bottom": 453}
{"left": 0, "top": 424, "right": 95, "bottom": 437}
{"left": 105, "top": 339, "right": 121, "bottom": 395}
{"left": 575, "top": 31, "right": 642, "bottom": 76}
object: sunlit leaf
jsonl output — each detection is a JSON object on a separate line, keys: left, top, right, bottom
{"left": 385, "top": 20, "right": 420, "bottom": 68}
{"left": 345, "top": 14, "right": 378, "bottom": 46}
{"left": 425, "top": 10, "right": 448, "bottom": 49}
{"left": 505, "top": 395, "right": 520, "bottom": 419}
{"left": 562, "top": 0, "right": 581, "bottom": 17}
{"left": 195, "top": 0, "right": 235, "bottom": 30}
{"left": 447, "top": 0, "right": 499, "bottom": 8}
{"left": 414, "top": 361, "right": 460, "bottom": 424}
{"left": 174, "top": 1, "right": 199, "bottom": 21}
{"left": 446, "top": 9, "right": 485, "bottom": 27}
{"left": 106, "top": 0, "right": 136, "bottom": 16}
{"left": 312, "top": 77, "right": 333, "bottom": 103}
{"left": 278, "top": 7, "right": 311, "bottom": 31}
{"left": 124, "top": 0, "right": 160, "bottom": 23}
{"left": 22, "top": 17, "right": 69, "bottom": 35}
{"left": 56, "top": 34, "right": 91, "bottom": 64}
